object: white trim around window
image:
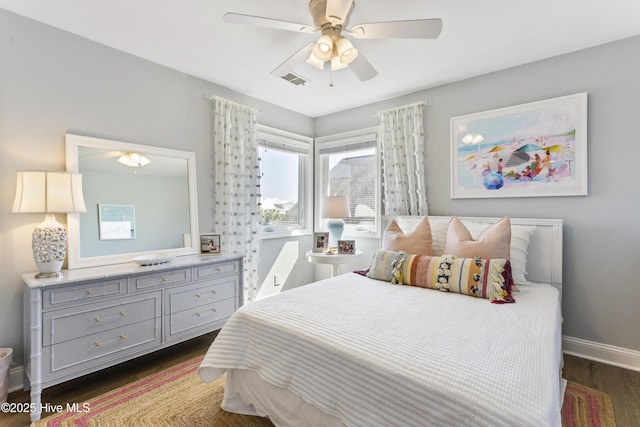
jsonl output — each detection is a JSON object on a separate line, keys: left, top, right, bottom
{"left": 314, "top": 126, "right": 381, "bottom": 238}
{"left": 257, "top": 125, "right": 313, "bottom": 238}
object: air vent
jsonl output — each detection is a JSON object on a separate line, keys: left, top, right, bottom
{"left": 281, "top": 72, "right": 308, "bottom": 86}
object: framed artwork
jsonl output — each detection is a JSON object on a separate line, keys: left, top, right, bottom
{"left": 98, "top": 204, "right": 135, "bottom": 240}
{"left": 338, "top": 239, "right": 355, "bottom": 254}
{"left": 450, "top": 92, "right": 588, "bottom": 198}
{"left": 200, "top": 234, "right": 221, "bottom": 254}
{"left": 313, "top": 232, "right": 329, "bottom": 252}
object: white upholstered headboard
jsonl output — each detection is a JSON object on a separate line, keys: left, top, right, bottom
{"left": 388, "top": 216, "right": 563, "bottom": 292}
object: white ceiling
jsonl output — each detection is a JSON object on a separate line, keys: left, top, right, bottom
{"left": 1, "top": 0, "right": 639, "bottom": 117}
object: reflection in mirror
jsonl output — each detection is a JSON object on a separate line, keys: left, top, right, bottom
{"left": 65, "top": 133, "right": 199, "bottom": 268}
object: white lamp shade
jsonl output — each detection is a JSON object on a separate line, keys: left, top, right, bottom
{"left": 306, "top": 50, "right": 326, "bottom": 70}
{"left": 336, "top": 37, "right": 358, "bottom": 64}
{"left": 13, "top": 171, "right": 87, "bottom": 214}
{"left": 322, "top": 196, "right": 350, "bottom": 218}
{"left": 313, "top": 34, "right": 334, "bottom": 62}
{"left": 330, "top": 51, "right": 349, "bottom": 70}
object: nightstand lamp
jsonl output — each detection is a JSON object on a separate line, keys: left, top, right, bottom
{"left": 322, "top": 196, "right": 350, "bottom": 248}
{"left": 12, "top": 171, "right": 86, "bottom": 278}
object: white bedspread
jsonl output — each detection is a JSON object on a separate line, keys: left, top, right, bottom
{"left": 200, "top": 273, "right": 563, "bottom": 427}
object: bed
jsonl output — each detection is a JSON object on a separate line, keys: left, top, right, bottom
{"left": 199, "top": 216, "right": 564, "bottom": 427}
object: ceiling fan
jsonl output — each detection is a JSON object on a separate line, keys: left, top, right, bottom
{"left": 224, "top": 0, "right": 442, "bottom": 83}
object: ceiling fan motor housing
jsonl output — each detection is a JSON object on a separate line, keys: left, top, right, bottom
{"left": 309, "top": 0, "right": 354, "bottom": 28}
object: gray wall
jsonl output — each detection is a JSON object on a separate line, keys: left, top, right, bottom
{"left": 0, "top": 9, "right": 313, "bottom": 365}
{"left": 317, "top": 36, "right": 640, "bottom": 353}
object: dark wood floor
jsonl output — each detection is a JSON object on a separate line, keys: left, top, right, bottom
{"left": 3, "top": 336, "right": 639, "bottom": 426}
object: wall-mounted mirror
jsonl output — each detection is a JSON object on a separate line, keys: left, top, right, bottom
{"left": 65, "top": 133, "right": 199, "bottom": 268}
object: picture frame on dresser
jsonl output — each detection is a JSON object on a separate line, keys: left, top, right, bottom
{"left": 200, "top": 234, "right": 221, "bottom": 254}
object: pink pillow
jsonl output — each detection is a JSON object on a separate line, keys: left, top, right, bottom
{"left": 382, "top": 216, "right": 433, "bottom": 255}
{"left": 443, "top": 216, "right": 511, "bottom": 259}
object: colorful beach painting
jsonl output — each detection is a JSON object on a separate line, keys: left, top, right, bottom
{"left": 450, "top": 93, "right": 588, "bottom": 198}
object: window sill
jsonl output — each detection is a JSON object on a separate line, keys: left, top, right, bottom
{"left": 260, "top": 229, "right": 313, "bottom": 240}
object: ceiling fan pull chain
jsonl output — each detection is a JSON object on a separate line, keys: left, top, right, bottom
{"left": 329, "top": 68, "right": 334, "bottom": 87}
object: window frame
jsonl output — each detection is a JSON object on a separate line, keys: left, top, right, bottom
{"left": 257, "top": 125, "right": 313, "bottom": 238}
{"left": 314, "top": 126, "right": 381, "bottom": 238}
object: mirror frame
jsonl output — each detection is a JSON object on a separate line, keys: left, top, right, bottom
{"left": 65, "top": 133, "right": 200, "bottom": 269}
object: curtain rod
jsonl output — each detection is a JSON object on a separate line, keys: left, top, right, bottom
{"left": 377, "top": 100, "right": 431, "bottom": 116}
{"left": 205, "top": 94, "right": 260, "bottom": 113}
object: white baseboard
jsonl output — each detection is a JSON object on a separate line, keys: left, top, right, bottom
{"left": 8, "top": 365, "right": 24, "bottom": 393}
{"left": 563, "top": 335, "right": 640, "bottom": 372}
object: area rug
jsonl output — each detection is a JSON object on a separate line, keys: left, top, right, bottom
{"left": 32, "top": 357, "right": 615, "bottom": 427}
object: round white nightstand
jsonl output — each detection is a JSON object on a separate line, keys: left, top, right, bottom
{"left": 306, "top": 250, "right": 363, "bottom": 277}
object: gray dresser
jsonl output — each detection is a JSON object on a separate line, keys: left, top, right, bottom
{"left": 22, "top": 255, "right": 242, "bottom": 422}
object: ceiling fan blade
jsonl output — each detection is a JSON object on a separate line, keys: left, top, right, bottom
{"left": 350, "top": 18, "right": 443, "bottom": 39}
{"left": 325, "top": 0, "right": 354, "bottom": 25}
{"left": 223, "top": 13, "right": 314, "bottom": 33}
{"left": 349, "top": 53, "right": 378, "bottom": 82}
{"left": 270, "top": 43, "right": 315, "bottom": 77}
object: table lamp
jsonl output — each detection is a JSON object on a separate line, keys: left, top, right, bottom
{"left": 12, "top": 171, "right": 87, "bottom": 278}
{"left": 322, "top": 196, "right": 350, "bottom": 247}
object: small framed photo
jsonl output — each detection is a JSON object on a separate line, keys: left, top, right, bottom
{"left": 338, "top": 239, "right": 355, "bottom": 254}
{"left": 313, "top": 232, "right": 329, "bottom": 252}
{"left": 200, "top": 234, "right": 221, "bottom": 254}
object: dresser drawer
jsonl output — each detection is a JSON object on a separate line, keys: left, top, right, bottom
{"left": 43, "top": 318, "right": 161, "bottom": 381}
{"left": 43, "top": 293, "right": 161, "bottom": 346}
{"left": 194, "top": 261, "right": 240, "bottom": 281}
{"left": 166, "top": 277, "right": 238, "bottom": 314}
{"left": 129, "top": 268, "right": 191, "bottom": 291}
{"left": 167, "top": 298, "right": 236, "bottom": 338}
{"left": 43, "top": 279, "right": 127, "bottom": 308}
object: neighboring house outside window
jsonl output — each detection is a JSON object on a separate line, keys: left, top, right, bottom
{"left": 315, "top": 127, "right": 380, "bottom": 237}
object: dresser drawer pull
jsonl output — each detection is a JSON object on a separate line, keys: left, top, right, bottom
{"left": 195, "top": 290, "right": 217, "bottom": 299}
{"left": 86, "top": 289, "right": 93, "bottom": 295}
{"left": 212, "top": 308, "right": 217, "bottom": 312}
{"left": 216, "top": 267, "right": 221, "bottom": 272}
{"left": 195, "top": 313, "right": 201, "bottom": 317}
{"left": 94, "top": 311, "right": 127, "bottom": 323}
{"left": 161, "top": 277, "right": 167, "bottom": 282}
{"left": 93, "top": 334, "right": 126, "bottom": 347}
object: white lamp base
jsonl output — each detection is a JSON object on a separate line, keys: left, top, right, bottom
{"left": 326, "top": 218, "right": 345, "bottom": 248}
{"left": 32, "top": 214, "right": 66, "bottom": 278}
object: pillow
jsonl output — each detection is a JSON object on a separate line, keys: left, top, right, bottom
{"left": 366, "top": 250, "right": 406, "bottom": 282}
{"left": 382, "top": 216, "right": 432, "bottom": 255}
{"left": 400, "top": 254, "right": 515, "bottom": 303}
{"left": 443, "top": 216, "right": 511, "bottom": 259}
{"left": 449, "top": 220, "right": 536, "bottom": 285}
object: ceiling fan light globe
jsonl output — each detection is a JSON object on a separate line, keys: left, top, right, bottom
{"left": 306, "top": 51, "right": 326, "bottom": 70}
{"left": 330, "top": 53, "right": 348, "bottom": 70}
{"left": 336, "top": 37, "right": 358, "bottom": 64}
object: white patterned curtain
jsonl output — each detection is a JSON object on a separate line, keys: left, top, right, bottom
{"left": 209, "top": 96, "right": 261, "bottom": 302}
{"left": 378, "top": 102, "right": 429, "bottom": 216}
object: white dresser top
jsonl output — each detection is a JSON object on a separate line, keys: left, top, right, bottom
{"left": 22, "top": 254, "right": 242, "bottom": 288}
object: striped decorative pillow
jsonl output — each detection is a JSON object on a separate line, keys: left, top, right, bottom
{"left": 366, "top": 250, "right": 515, "bottom": 303}
{"left": 401, "top": 254, "right": 515, "bottom": 303}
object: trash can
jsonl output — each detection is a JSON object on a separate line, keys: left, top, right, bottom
{"left": 0, "top": 348, "right": 12, "bottom": 403}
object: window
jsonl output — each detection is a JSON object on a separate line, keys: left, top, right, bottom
{"left": 257, "top": 125, "right": 312, "bottom": 234}
{"left": 315, "top": 127, "right": 380, "bottom": 236}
